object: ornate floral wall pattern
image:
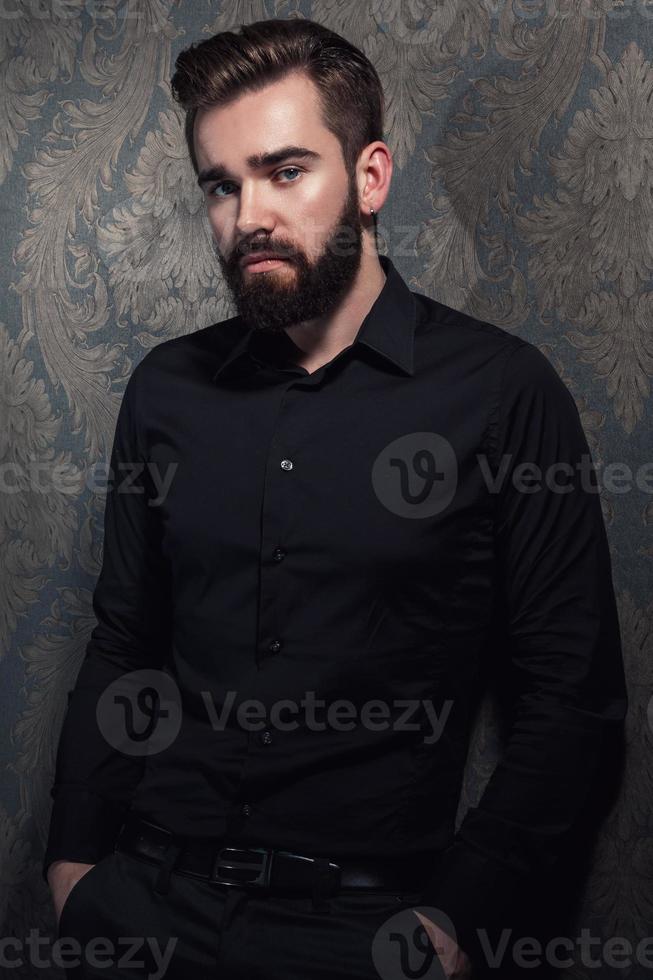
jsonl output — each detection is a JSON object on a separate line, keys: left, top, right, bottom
{"left": 1, "top": 1, "right": 650, "bottom": 977}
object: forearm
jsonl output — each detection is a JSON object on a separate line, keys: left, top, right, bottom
{"left": 43, "top": 362, "right": 173, "bottom": 881}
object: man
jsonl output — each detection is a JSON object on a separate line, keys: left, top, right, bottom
{"left": 44, "top": 17, "right": 627, "bottom": 980}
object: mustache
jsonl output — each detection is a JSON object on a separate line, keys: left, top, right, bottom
{"left": 235, "top": 241, "right": 295, "bottom": 261}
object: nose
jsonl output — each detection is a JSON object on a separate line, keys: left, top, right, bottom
{"left": 234, "top": 182, "right": 274, "bottom": 239}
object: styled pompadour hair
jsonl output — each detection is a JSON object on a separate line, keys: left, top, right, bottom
{"left": 170, "top": 17, "right": 385, "bottom": 178}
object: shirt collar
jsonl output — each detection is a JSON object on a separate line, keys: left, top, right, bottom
{"left": 211, "top": 254, "right": 417, "bottom": 383}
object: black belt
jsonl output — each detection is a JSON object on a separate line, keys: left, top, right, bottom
{"left": 114, "top": 813, "right": 430, "bottom": 903}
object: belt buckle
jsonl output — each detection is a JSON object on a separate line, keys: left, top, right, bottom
{"left": 210, "top": 846, "right": 273, "bottom": 888}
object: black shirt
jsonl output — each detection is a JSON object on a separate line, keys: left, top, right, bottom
{"left": 43, "top": 254, "right": 627, "bottom": 967}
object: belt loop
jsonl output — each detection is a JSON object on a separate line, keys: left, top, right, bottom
{"left": 311, "top": 858, "right": 333, "bottom": 911}
{"left": 154, "top": 841, "right": 181, "bottom": 896}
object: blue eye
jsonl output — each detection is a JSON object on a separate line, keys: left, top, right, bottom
{"left": 209, "top": 167, "right": 302, "bottom": 198}
{"left": 277, "top": 167, "right": 301, "bottom": 181}
{"left": 211, "top": 181, "right": 236, "bottom": 198}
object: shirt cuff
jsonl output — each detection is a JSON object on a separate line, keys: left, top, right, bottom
{"left": 418, "top": 839, "right": 527, "bottom": 974}
{"left": 42, "top": 788, "right": 129, "bottom": 883}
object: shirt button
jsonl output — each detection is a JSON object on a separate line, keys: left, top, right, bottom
{"left": 280, "top": 459, "right": 293, "bottom": 470}
{"left": 268, "top": 639, "right": 282, "bottom": 653}
{"left": 241, "top": 803, "right": 251, "bottom": 817}
{"left": 260, "top": 730, "right": 273, "bottom": 745}
{"left": 272, "top": 548, "right": 286, "bottom": 562}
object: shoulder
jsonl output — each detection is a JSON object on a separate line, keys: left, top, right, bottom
{"left": 122, "top": 315, "right": 245, "bottom": 394}
{"left": 412, "top": 288, "right": 572, "bottom": 400}
{"left": 411, "top": 288, "right": 525, "bottom": 365}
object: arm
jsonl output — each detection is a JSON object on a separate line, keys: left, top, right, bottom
{"left": 419, "top": 342, "right": 628, "bottom": 971}
{"left": 42, "top": 361, "right": 173, "bottom": 882}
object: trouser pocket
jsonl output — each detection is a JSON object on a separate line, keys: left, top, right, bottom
{"left": 57, "top": 852, "right": 116, "bottom": 939}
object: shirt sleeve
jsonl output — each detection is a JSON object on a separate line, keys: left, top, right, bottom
{"left": 42, "top": 363, "right": 173, "bottom": 882}
{"left": 419, "top": 341, "right": 628, "bottom": 970}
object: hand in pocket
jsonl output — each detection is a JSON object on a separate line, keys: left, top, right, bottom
{"left": 48, "top": 860, "right": 97, "bottom": 929}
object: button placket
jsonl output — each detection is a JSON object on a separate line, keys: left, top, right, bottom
{"left": 244, "top": 385, "right": 298, "bottom": 820}
{"left": 256, "top": 390, "right": 297, "bottom": 666}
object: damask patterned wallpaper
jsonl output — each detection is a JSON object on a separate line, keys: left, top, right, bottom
{"left": 1, "top": 1, "right": 650, "bottom": 978}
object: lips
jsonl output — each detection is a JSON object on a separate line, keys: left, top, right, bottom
{"left": 241, "top": 252, "right": 288, "bottom": 267}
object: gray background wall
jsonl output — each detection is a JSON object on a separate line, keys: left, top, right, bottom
{"left": 0, "top": 1, "right": 650, "bottom": 977}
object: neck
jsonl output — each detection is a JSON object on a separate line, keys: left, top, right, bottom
{"left": 283, "top": 248, "right": 386, "bottom": 374}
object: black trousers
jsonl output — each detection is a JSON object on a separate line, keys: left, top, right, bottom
{"left": 55, "top": 847, "right": 432, "bottom": 979}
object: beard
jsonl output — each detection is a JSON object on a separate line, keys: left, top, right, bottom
{"left": 215, "top": 173, "right": 364, "bottom": 334}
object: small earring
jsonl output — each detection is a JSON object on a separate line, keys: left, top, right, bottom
{"left": 370, "top": 207, "right": 375, "bottom": 216}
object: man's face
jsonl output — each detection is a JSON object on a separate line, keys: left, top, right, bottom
{"left": 194, "top": 72, "right": 365, "bottom": 333}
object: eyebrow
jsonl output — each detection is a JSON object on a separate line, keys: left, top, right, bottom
{"left": 196, "top": 145, "right": 322, "bottom": 187}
